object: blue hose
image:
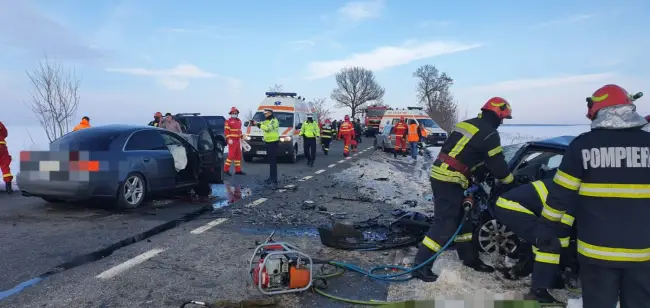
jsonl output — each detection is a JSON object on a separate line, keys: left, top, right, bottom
{"left": 329, "top": 211, "right": 469, "bottom": 282}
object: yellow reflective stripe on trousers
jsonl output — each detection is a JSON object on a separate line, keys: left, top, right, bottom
{"left": 430, "top": 164, "right": 469, "bottom": 188}
{"left": 532, "top": 246, "right": 561, "bottom": 264}
{"left": 577, "top": 239, "right": 650, "bottom": 262}
{"left": 0, "top": 141, "right": 5, "bottom": 145}
{"left": 454, "top": 233, "right": 472, "bottom": 242}
{"left": 2, "top": 173, "right": 11, "bottom": 178}
{"left": 578, "top": 183, "right": 650, "bottom": 198}
{"left": 487, "top": 146, "right": 502, "bottom": 157}
{"left": 561, "top": 214, "right": 575, "bottom": 227}
{"left": 495, "top": 197, "right": 535, "bottom": 215}
{"left": 533, "top": 180, "right": 564, "bottom": 221}
{"left": 553, "top": 170, "right": 581, "bottom": 190}
{"left": 422, "top": 236, "right": 442, "bottom": 252}
{"left": 447, "top": 122, "right": 479, "bottom": 158}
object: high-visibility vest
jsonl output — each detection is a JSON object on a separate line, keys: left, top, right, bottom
{"left": 301, "top": 122, "right": 320, "bottom": 138}
{"left": 407, "top": 124, "right": 419, "bottom": 142}
{"left": 261, "top": 118, "right": 280, "bottom": 142}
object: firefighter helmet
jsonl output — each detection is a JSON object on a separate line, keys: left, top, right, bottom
{"left": 344, "top": 115, "right": 350, "bottom": 121}
{"left": 154, "top": 112, "right": 162, "bottom": 117}
{"left": 586, "top": 84, "right": 637, "bottom": 120}
{"left": 229, "top": 107, "right": 240, "bottom": 115}
{"left": 481, "top": 97, "right": 512, "bottom": 119}
{"left": 400, "top": 116, "right": 405, "bottom": 122}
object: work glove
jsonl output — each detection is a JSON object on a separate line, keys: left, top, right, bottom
{"left": 534, "top": 221, "right": 561, "bottom": 251}
{"left": 256, "top": 123, "right": 261, "bottom": 128}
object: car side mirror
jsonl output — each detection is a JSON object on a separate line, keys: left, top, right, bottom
{"left": 244, "top": 121, "right": 249, "bottom": 127}
{"left": 295, "top": 123, "right": 302, "bottom": 129}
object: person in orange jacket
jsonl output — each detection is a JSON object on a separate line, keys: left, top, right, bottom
{"left": 224, "top": 107, "right": 246, "bottom": 176}
{"left": 337, "top": 115, "right": 355, "bottom": 157}
{"left": 0, "top": 121, "right": 13, "bottom": 193}
{"left": 407, "top": 119, "right": 420, "bottom": 160}
{"left": 73, "top": 116, "right": 91, "bottom": 131}
{"left": 394, "top": 117, "right": 408, "bottom": 158}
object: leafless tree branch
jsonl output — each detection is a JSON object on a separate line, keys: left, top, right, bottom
{"left": 310, "top": 97, "right": 332, "bottom": 123}
{"left": 413, "top": 64, "right": 458, "bottom": 132}
{"left": 330, "top": 67, "right": 385, "bottom": 118}
{"left": 268, "top": 84, "right": 284, "bottom": 92}
{"left": 244, "top": 109, "right": 254, "bottom": 122}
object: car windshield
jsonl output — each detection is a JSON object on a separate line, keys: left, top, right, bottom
{"left": 51, "top": 129, "right": 121, "bottom": 151}
{"left": 252, "top": 112, "right": 294, "bottom": 127}
{"left": 503, "top": 143, "right": 524, "bottom": 162}
{"left": 418, "top": 119, "right": 439, "bottom": 128}
{"left": 365, "top": 109, "right": 385, "bottom": 117}
{"left": 204, "top": 116, "right": 224, "bottom": 129}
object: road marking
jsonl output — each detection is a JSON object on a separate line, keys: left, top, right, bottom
{"left": 285, "top": 184, "right": 295, "bottom": 188}
{"left": 346, "top": 157, "right": 352, "bottom": 160}
{"left": 338, "top": 160, "right": 345, "bottom": 163}
{"left": 277, "top": 189, "right": 287, "bottom": 192}
{"left": 315, "top": 169, "right": 325, "bottom": 174}
{"left": 299, "top": 176, "right": 313, "bottom": 181}
{"left": 328, "top": 164, "right": 336, "bottom": 168}
{"left": 245, "top": 198, "right": 268, "bottom": 208}
{"left": 190, "top": 218, "right": 228, "bottom": 235}
{"left": 96, "top": 248, "right": 165, "bottom": 279}
{"left": 367, "top": 146, "right": 373, "bottom": 149}
{"left": 353, "top": 154, "right": 358, "bottom": 156}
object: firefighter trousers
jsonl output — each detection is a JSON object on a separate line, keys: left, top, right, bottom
{"left": 224, "top": 139, "right": 242, "bottom": 172}
{"left": 303, "top": 137, "right": 317, "bottom": 162}
{"left": 321, "top": 138, "right": 331, "bottom": 154}
{"left": 395, "top": 136, "right": 407, "bottom": 153}
{"left": 0, "top": 144, "right": 12, "bottom": 183}
{"left": 415, "top": 179, "right": 478, "bottom": 265}
{"left": 494, "top": 204, "right": 566, "bottom": 289}
{"left": 580, "top": 263, "right": 650, "bottom": 308}
{"left": 342, "top": 135, "right": 352, "bottom": 156}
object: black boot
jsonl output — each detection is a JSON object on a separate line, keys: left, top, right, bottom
{"left": 393, "top": 151, "right": 397, "bottom": 158}
{"left": 5, "top": 182, "right": 13, "bottom": 194}
{"left": 463, "top": 259, "right": 494, "bottom": 273}
{"left": 235, "top": 171, "right": 246, "bottom": 175}
{"left": 306, "top": 159, "right": 311, "bottom": 166}
{"left": 309, "top": 161, "right": 315, "bottom": 167}
{"left": 411, "top": 247, "right": 439, "bottom": 282}
{"left": 225, "top": 171, "right": 232, "bottom": 176}
{"left": 524, "top": 288, "right": 562, "bottom": 304}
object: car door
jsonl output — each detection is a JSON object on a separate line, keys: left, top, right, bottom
{"left": 294, "top": 113, "right": 304, "bottom": 155}
{"left": 196, "top": 128, "right": 224, "bottom": 184}
{"left": 123, "top": 130, "right": 175, "bottom": 191}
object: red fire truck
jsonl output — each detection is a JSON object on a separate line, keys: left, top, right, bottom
{"left": 363, "top": 105, "right": 389, "bottom": 137}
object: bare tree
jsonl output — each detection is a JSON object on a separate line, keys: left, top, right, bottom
{"left": 243, "top": 109, "right": 255, "bottom": 122}
{"left": 330, "top": 67, "right": 385, "bottom": 118}
{"left": 24, "top": 56, "right": 81, "bottom": 142}
{"left": 310, "top": 97, "right": 332, "bottom": 123}
{"left": 268, "top": 84, "right": 284, "bottom": 92}
{"left": 413, "top": 64, "right": 458, "bottom": 132}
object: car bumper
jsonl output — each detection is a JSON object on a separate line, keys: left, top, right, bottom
{"left": 245, "top": 140, "right": 294, "bottom": 157}
{"left": 425, "top": 134, "right": 447, "bottom": 146}
{"left": 17, "top": 172, "right": 116, "bottom": 199}
{"left": 365, "top": 127, "right": 380, "bottom": 134}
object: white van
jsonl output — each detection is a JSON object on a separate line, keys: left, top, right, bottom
{"left": 378, "top": 107, "right": 448, "bottom": 145}
{"left": 243, "top": 92, "right": 315, "bottom": 163}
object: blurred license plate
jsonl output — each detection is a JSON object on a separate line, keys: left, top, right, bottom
{"left": 437, "top": 141, "right": 444, "bottom": 144}
{"left": 257, "top": 151, "right": 267, "bottom": 155}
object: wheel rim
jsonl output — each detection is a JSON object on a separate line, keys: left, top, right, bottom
{"left": 217, "top": 142, "right": 224, "bottom": 151}
{"left": 124, "top": 176, "right": 144, "bottom": 205}
{"left": 477, "top": 219, "right": 518, "bottom": 254}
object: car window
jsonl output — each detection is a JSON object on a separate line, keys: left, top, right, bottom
{"left": 197, "top": 129, "right": 214, "bottom": 151}
{"left": 124, "top": 130, "right": 167, "bottom": 151}
{"left": 546, "top": 154, "right": 563, "bottom": 168}
{"left": 51, "top": 129, "right": 120, "bottom": 151}
{"left": 503, "top": 143, "right": 524, "bottom": 162}
{"left": 391, "top": 118, "right": 399, "bottom": 125}
{"left": 390, "top": 127, "right": 395, "bottom": 134}
{"left": 186, "top": 117, "right": 207, "bottom": 133}
{"left": 160, "top": 133, "right": 186, "bottom": 147}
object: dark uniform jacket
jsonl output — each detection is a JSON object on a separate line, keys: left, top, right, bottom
{"left": 321, "top": 124, "right": 333, "bottom": 139}
{"left": 430, "top": 114, "right": 513, "bottom": 188}
{"left": 546, "top": 105, "right": 650, "bottom": 267}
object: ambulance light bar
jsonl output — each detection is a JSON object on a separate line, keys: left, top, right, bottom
{"left": 265, "top": 92, "right": 297, "bottom": 97}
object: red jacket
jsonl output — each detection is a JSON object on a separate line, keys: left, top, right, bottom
{"left": 225, "top": 118, "right": 243, "bottom": 140}
{"left": 0, "top": 121, "right": 7, "bottom": 143}
{"left": 394, "top": 121, "right": 408, "bottom": 137}
{"left": 338, "top": 121, "right": 355, "bottom": 138}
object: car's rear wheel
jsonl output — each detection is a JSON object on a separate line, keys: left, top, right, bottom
{"left": 474, "top": 219, "right": 519, "bottom": 254}
{"left": 117, "top": 173, "right": 146, "bottom": 209}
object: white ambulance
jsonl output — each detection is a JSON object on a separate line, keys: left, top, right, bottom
{"left": 243, "top": 92, "right": 315, "bottom": 163}
{"left": 378, "top": 107, "right": 448, "bottom": 146}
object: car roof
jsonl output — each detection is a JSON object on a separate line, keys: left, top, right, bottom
{"left": 81, "top": 124, "right": 154, "bottom": 133}
{"left": 528, "top": 135, "right": 575, "bottom": 149}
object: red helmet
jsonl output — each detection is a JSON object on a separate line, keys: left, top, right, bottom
{"left": 344, "top": 115, "right": 350, "bottom": 121}
{"left": 325, "top": 119, "right": 331, "bottom": 124}
{"left": 400, "top": 116, "right": 405, "bottom": 122}
{"left": 586, "top": 84, "right": 633, "bottom": 120}
{"left": 154, "top": 112, "right": 162, "bottom": 117}
{"left": 481, "top": 97, "right": 512, "bottom": 120}
{"left": 229, "top": 107, "right": 239, "bottom": 115}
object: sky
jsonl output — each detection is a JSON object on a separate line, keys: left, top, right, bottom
{"left": 1, "top": 0, "right": 649, "bottom": 127}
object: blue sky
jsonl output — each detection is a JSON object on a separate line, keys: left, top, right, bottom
{"left": 1, "top": 0, "right": 649, "bottom": 126}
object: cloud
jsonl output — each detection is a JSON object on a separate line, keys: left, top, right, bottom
{"left": 105, "top": 64, "right": 240, "bottom": 90}
{"left": 531, "top": 14, "right": 594, "bottom": 29}
{"left": 306, "top": 40, "right": 482, "bottom": 80}
{"left": 464, "top": 73, "right": 615, "bottom": 93}
{"left": 337, "top": 0, "right": 385, "bottom": 22}
{"left": 288, "top": 40, "right": 316, "bottom": 51}
{"left": 0, "top": 0, "right": 103, "bottom": 60}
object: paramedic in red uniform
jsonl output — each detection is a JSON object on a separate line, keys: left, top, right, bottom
{"left": 545, "top": 85, "right": 649, "bottom": 308}
{"left": 394, "top": 117, "right": 408, "bottom": 158}
{"left": 224, "top": 107, "right": 246, "bottom": 176}
{"left": 338, "top": 115, "right": 355, "bottom": 157}
{"left": 0, "top": 121, "right": 13, "bottom": 193}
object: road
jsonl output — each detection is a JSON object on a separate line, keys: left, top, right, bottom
{"left": 0, "top": 137, "right": 407, "bottom": 308}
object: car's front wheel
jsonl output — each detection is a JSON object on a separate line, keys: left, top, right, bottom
{"left": 117, "top": 173, "right": 147, "bottom": 209}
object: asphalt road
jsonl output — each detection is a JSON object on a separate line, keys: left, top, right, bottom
{"left": 0, "top": 137, "right": 406, "bottom": 308}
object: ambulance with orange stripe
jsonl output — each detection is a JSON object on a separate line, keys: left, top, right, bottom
{"left": 243, "top": 92, "right": 315, "bottom": 163}
{"left": 378, "top": 107, "right": 448, "bottom": 145}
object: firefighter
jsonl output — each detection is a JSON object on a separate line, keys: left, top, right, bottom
{"left": 224, "top": 107, "right": 246, "bottom": 176}
{"left": 254, "top": 109, "right": 279, "bottom": 186}
{"left": 73, "top": 116, "right": 91, "bottom": 131}
{"left": 394, "top": 117, "right": 408, "bottom": 158}
{"left": 300, "top": 113, "right": 320, "bottom": 167}
{"left": 338, "top": 115, "right": 355, "bottom": 157}
{"left": 0, "top": 121, "right": 13, "bottom": 193}
{"left": 320, "top": 119, "right": 334, "bottom": 155}
{"left": 413, "top": 97, "right": 516, "bottom": 282}
{"left": 494, "top": 169, "right": 576, "bottom": 304}
{"left": 544, "top": 85, "right": 649, "bottom": 308}
{"left": 148, "top": 112, "right": 162, "bottom": 127}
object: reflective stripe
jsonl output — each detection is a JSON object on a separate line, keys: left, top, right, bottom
{"left": 454, "top": 233, "right": 472, "bottom": 242}
{"left": 533, "top": 180, "right": 564, "bottom": 221}
{"left": 0, "top": 141, "right": 5, "bottom": 145}
{"left": 560, "top": 237, "right": 570, "bottom": 248}
{"left": 422, "top": 236, "right": 442, "bottom": 252}
{"left": 487, "top": 146, "right": 502, "bottom": 157}
{"left": 226, "top": 135, "right": 241, "bottom": 138}
{"left": 500, "top": 173, "right": 514, "bottom": 184}
{"left": 430, "top": 164, "right": 469, "bottom": 188}
{"left": 561, "top": 214, "right": 575, "bottom": 227}
{"left": 448, "top": 122, "right": 479, "bottom": 158}
{"left": 553, "top": 170, "right": 581, "bottom": 190}
{"left": 579, "top": 183, "right": 650, "bottom": 198}
{"left": 535, "top": 251, "right": 561, "bottom": 264}
{"left": 2, "top": 173, "right": 11, "bottom": 178}
{"left": 495, "top": 197, "right": 534, "bottom": 215}
{"left": 578, "top": 239, "right": 650, "bottom": 262}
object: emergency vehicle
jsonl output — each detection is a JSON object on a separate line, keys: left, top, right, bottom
{"left": 362, "top": 105, "right": 388, "bottom": 137}
{"left": 243, "top": 92, "right": 315, "bottom": 163}
{"left": 378, "top": 107, "right": 448, "bottom": 145}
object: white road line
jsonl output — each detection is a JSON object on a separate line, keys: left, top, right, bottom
{"left": 328, "top": 164, "right": 336, "bottom": 168}
{"left": 190, "top": 218, "right": 228, "bottom": 235}
{"left": 299, "top": 176, "right": 313, "bottom": 181}
{"left": 285, "top": 184, "right": 295, "bottom": 188}
{"left": 353, "top": 154, "right": 358, "bottom": 156}
{"left": 346, "top": 157, "right": 352, "bottom": 160}
{"left": 315, "top": 169, "right": 326, "bottom": 174}
{"left": 367, "top": 146, "right": 373, "bottom": 149}
{"left": 277, "top": 189, "right": 287, "bottom": 192}
{"left": 338, "top": 160, "right": 345, "bottom": 163}
{"left": 245, "top": 198, "right": 268, "bottom": 208}
{"left": 96, "top": 248, "right": 165, "bottom": 279}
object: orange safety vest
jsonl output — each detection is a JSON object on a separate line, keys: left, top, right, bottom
{"left": 407, "top": 124, "right": 419, "bottom": 142}
{"left": 420, "top": 127, "right": 428, "bottom": 137}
